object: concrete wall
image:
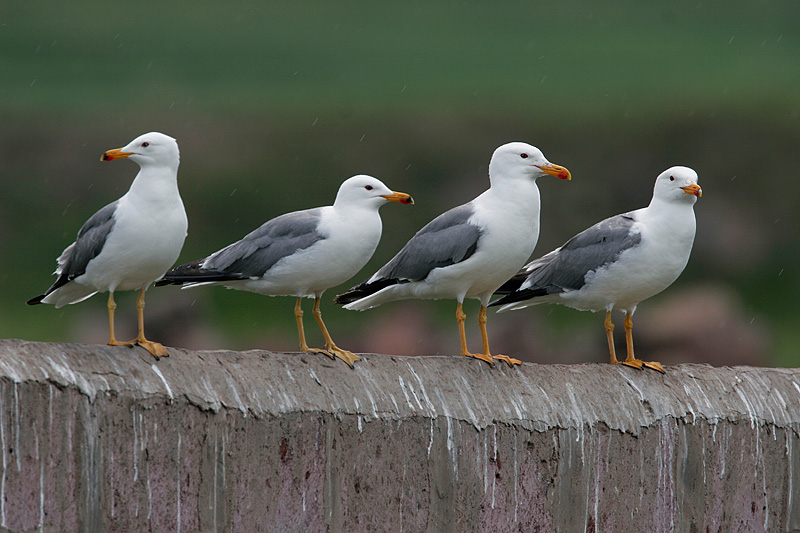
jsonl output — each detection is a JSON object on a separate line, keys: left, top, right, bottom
{"left": 0, "top": 338, "right": 798, "bottom": 532}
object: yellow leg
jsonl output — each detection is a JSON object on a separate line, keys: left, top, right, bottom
{"left": 625, "top": 312, "right": 664, "bottom": 373}
{"left": 479, "top": 306, "right": 520, "bottom": 366}
{"left": 311, "top": 297, "right": 360, "bottom": 367}
{"left": 457, "top": 303, "right": 470, "bottom": 356}
{"left": 132, "top": 289, "right": 169, "bottom": 359}
{"left": 295, "top": 297, "right": 313, "bottom": 352}
{"left": 457, "top": 303, "right": 493, "bottom": 365}
{"left": 295, "top": 297, "right": 331, "bottom": 359}
{"left": 618, "top": 312, "right": 642, "bottom": 369}
{"left": 605, "top": 311, "right": 619, "bottom": 365}
{"left": 107, "top": 292, "right": 132, "bottom": 347}
{"left": 623, "top": 312, "right": 636, "bottom": 364}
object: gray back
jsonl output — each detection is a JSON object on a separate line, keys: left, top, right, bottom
{"left": 525, "top": 213, "right": 640, "bottom": 293}
{"left": 376, "top": 204, "right": 482, "bottom": 282}
{"left": 61, "top": 201, "right": 119, "bottom": 280}
{"left": 206, "top": 208, "right": 325, "bottom": 277}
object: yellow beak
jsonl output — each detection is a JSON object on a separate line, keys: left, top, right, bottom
{"left": 101, "top": 148, "right": 134, "bottom": 162}
{"left": 381, "top": 191, "right": 414, "bottom": 205}
{"left": 681, "top": 183, "right": 702, "bottom": 197}
{"left": 535, "top": 163, "right": 571, "bottom": 180}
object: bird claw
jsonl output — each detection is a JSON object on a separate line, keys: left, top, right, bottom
{"left": 462, "top": 352, "right": 495, "bottom": 366}
{"left": 327, "top": 347, "right": 361, "bottom": 368}
{"left": 492, "top": 354, "right": 522, "bottom": 366}
{"left": 620, "top": 359, "right": 644, "bottom": 370}
{"left": 108, "top": 340, "right": 135, "bottom": 348}
{"left": 305, "top": 347, "right": 337, "bottom": 360}
{"left": 109, "top": 338, "right": 168, "bottom": 359}
{"left": 136, "top": 340, "right": 169, "bottom": 359}
{"left": 643, "top": 361, "right": 665, "bottom": 373}
{"left": 304, "top": 346, "right": 360, "bottom": 368}
{"left": 614, "top": 358, "right": 664, "bottom": 373}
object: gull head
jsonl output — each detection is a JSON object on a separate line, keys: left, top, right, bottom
{"left": 334, "top": 174, "right": 414, "bottom": 210}
{"left": 102, "top": 132, "right": 180, "bottom": 169}
{"left": 488, "top": 142, "right": 571, "bottom": 185}
{"left": 653, "top": 166, "right": 702, "bottom": 204}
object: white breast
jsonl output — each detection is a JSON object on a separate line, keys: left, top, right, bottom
{"left": 81, "top": 190, "right": 188, "bottom": 292}
{"left": 560, "top": 205, "right": 696, "bottom": 312}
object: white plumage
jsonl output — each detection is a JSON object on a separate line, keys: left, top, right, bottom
{"left": 336, "top": 142, "right": 571, "bottom": 366}
{"left": 28, "top": 132, "right": 188, "bottom": 358}
{"left": 158, "top": 174, "right": 412, "bottom": 367}
{"left": 491, "top": 166, "right": 702, "bottom": 372}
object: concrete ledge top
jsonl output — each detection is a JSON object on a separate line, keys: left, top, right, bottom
{"left": 0, "top": 339, "right": 797, "bottom": 435}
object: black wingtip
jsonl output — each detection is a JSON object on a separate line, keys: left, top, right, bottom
{"left": 154, "top": 259, "right": 243, "bottom": 287}
{"left": 334, "top": 278, "right": 404, "bottom": 305}
{"left": 487, "top": 294, "right": 511, "bottom": 308}
{"left": 333, "top": 288, "right": 366, "bottom": 306}
{"left": 493, "top": 272, "right": 528, "bottom": 295}
{"left": 488, "top": 287, "right": 551, "bottom": 307}
{"left": 155, "top": 265, "right": 196, "bottom": 287}
{"left": 155, "top": 259, "right": 250, "bottom": 287}
{"left": 26, "top": 295, "right": 45, "bottom": 306}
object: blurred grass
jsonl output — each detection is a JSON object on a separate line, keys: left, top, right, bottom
{"left": 4, "top": 1, "right": 800, "bottom": 119}
{"left": 2, "top": 0, "right": 799, "bottom": 364}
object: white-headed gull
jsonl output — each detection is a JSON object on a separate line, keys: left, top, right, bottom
{"left": 28, "top": 132, "right": 188, "bottom": 359}
{"left": 335, "top": 142, "right": 571, "bottom": 366}
{"left": 491, "top": 166, "right": 702, "bottom": 372}
{"left": 157, "top": 174, "right": 412, "bottom": 367}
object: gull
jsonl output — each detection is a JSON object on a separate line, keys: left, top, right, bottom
{"left": 28, "top": 132, "right": 188, "bottom": 359}
{"left": 335, "top": 142, "right": 571, "bottom": 366}
{"left": 156, "top": 174, "right": 412, "bottom": 367}
{"left": 491, "top": 166, "right": 702, "bottom": 372}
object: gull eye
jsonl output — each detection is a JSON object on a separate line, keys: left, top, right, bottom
{"left": 365, "top": 185, "right": 373, "bottom": 190}
{"left": 669, "top": 176, "right": 675, "bottom": 181}
{"left": 141, "top": 142, "right": 150, "bottom": 148}
{"left": 520, "top": 153, "right": 529, "bottom": 159}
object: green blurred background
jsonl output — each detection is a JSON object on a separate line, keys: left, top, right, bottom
{"left": 2, "top": 1, "right": 798, "bottom": 366}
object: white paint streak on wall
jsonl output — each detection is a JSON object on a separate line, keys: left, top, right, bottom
{"left": 13, "top": 383, "right": 20, "bottom": 472}
{"left": 1, "top": 386, "right": 7, "bottom": 528}
{"left": 177, "top": 433, "right": 182, "bottom": 533}
{"left": 150, "top": 364, "right": 174, "bottom": 400}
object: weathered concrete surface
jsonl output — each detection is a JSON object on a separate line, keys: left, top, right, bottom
{"left": 0, "top": 338, "right": 798, "bottom": 532}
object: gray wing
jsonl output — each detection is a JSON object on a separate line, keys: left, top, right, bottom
{"left": 28, "top": 201, "right": 118, "bottom": 303}
{"left": 333, "top": 203, "right": 481, "bottom": 305}
{"left": 54, "top": 201, "right": 119, "bottom": 285}
{"left": 524, "top": 213, "right": 641, "bottom": 292}
{"left": 492, "top": 213, "right": 640, "bottom": 304}
{"left": 374, "top": 203, "right": 481, "bottom": 282}
{"left": 203, "top": 208, "right": 325, "bottom": 277}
